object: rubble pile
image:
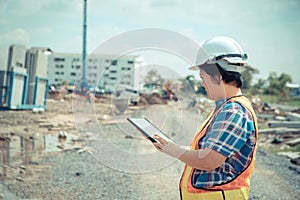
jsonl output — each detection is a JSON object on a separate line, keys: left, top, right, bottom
{"left": 138, "top": 94, "right": 167, "bottom": 105}
{"left": 251, "top": 96, "right": 300, "bottom": 166}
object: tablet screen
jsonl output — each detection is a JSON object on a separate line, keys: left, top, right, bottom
{"left": 127, "top": 118, "right": 170, "bottom": 143}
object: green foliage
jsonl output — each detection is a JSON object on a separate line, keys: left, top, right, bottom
{"left": 183, "top": 67, "right": 295, "bottom": 102}
{"left": 180, "top": 75, "right": 206, "bottom": 95}
{"left": 258, "top": 94, "right": 300, "bottom": 106}
{"left": 241, "top": 66, "right": 259, "bottom": 90}
{"left": 263, "top": 72, "right": 292, "bottom": 96}
{"left": 143, "top": 69, "right": 164, "bottom": 84}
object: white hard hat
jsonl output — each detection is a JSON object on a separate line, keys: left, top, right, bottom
{"left": 189, "top": 36, "right": 248, "bottom": 73}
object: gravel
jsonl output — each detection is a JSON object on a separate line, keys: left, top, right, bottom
{"left": 1, "top": 146, "right": 299, "bottom": 200}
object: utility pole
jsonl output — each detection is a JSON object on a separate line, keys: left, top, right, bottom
{"left": 80, "top": 0, "right": 88, "bottom": 92}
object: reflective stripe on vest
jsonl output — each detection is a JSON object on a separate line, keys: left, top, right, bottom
{"left": 179, "top": 96, "right": 258, "bottom": 200}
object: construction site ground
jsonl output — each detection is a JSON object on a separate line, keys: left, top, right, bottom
{"left": 0, "top": 95, "right": 300, "bottom": 200}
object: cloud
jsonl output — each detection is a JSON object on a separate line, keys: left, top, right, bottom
{"left": 0, "top": 28, "right": 29, "bottom": 47}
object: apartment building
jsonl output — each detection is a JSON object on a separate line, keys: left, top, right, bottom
{"left": 47, "top": 53, "right": 144, "bottom": 90}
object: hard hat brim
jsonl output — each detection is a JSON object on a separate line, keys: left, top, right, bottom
{"left": 188, "top": 57, "right": 248, "bottom": 71}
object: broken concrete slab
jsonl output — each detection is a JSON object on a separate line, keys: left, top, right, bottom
{"left": 268, "top": 121, "right": 300, "bottom": 129}
{"left": 286, "top": 138, "right": 300, "bottom": 146}
{"left": 287, "top": 112, "right": 300, "bottom": 121}
{"left": 259, "top": 128, "right": 300, "bottom": 135}
{"left": 257, "top": 114, "right": 275, "bottom": 120}
{"left": 275, "top": 116, "right": 287, "bottom": 121}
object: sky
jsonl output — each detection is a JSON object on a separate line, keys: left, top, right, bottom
{"left": 0, "top": 0, "right": 300, "bottom": 83}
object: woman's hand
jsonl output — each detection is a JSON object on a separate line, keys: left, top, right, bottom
{"left": 153, "top": 134, "right": 186, "bottom": 158}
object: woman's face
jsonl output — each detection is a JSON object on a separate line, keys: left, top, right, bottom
{"left": 199, "top": 69, "right": 225, "bottom": 100}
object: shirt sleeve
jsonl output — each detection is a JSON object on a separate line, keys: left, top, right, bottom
{"left": 205, "top": 102, "right": 250, "bottom": 157}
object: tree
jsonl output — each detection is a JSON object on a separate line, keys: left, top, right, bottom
{"left": 264, "top": 72, "right": 292, "bottom": 96}
{"left": 143, "top": 69, "right": 164, "bottom": 84}
{"left": 241, "top": 66, "right": 259, "bottom": 90}
{"left": 180, "top": 75, "right": 206, "bottom": 95}
{"left": 251, "top": 78, "right": 266, "bottom": 94}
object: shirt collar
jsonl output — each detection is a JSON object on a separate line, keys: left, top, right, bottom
{"left": 215, "top": 98, "right": 227, "bottom": 110}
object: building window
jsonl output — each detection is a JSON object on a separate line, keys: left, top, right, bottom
{"left": 121, "top": 67, "right": 126, "bottom": 70}
{"left": 54, "top": 58, "right": 65, "bottom": 62}
{"left": 110, "top": 70, "right": 117, "bottom": 73}
{"left": 111, "top": 60, "right": 117, "bottom": 65}
{"left": 55, "top": 64, "right": 60, "bottom": 68}
{"left": 110, "top": 77, "right": 117, "bottom": 80}
{"left": 55, "top": 71, "right": 60, "bottom": 75}
{"left": 60, "top": 65, "right": 64, "bottom": 68}
{"left": 72, "top": 58, "right": 80, "bottom": 62}
{"left": 76, "top": 65, "right": 80, "bottom": 69}
{"left": 128, "top": 60, "right": 134, "bottom": 64}
{"left": 123, "top": 74, "right": 131, "bottom": 78}
{"left": 88, "top": 73, "right": 97, "bottom": 78}
{"left": 70, "top": 72, "right": 76, "bottom": 76}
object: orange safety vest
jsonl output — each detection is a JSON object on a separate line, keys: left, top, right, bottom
{"left": 179, "top": 96, "right": 258, "bottom": 200}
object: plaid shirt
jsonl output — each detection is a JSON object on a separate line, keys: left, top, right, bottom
{"left": 192, "top": 98, "right": 256, "bottom": 188}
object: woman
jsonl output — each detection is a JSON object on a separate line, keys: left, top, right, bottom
{"left": 153, "top": 37, "right": 258, "bottom": 200}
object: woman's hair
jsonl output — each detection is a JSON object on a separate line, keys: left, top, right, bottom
{"left": 200, "top": 64, "right": 243, "bottom": 88}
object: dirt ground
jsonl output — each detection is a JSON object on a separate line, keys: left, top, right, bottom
{"left": 0, "top": 96, "right": 300, "bottom": 200}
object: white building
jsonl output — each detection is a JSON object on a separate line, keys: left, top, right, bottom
{"left": 47, "top": 53, "right": 144, "bottom": 91}
{"left": 25, "top": 47, "right": 52, "bottom": 105}
{"left": 0, "top": 45, "right": 52, "bottom": 109}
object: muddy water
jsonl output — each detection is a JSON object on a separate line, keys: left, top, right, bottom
{"left": 0, "top": 133, "right": 81, "bottom": 180}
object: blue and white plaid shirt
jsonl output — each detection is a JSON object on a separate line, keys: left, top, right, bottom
{"left": 192, "top": 98, "right": 256, "bottom": 188}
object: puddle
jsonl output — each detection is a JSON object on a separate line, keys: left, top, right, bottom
{"left": 0, "top": 133, "right": 82, "bottom": 180}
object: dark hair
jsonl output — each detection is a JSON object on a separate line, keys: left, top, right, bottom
{"left": 200, "top": 64, "right": 243, "bottom": 88}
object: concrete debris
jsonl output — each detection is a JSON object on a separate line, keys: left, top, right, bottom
{"left": 286, "top": 112, "right": 300, "bottom": 121}
{"left": 58, "top": 131, "right": 67, "bottom": 139}
{"left": 286, "top": 138, "right": 300, "bottom": 146}
{"left": 15, "top": 177, "right": 24, "bottom": 182}
{"left": 259, "top": 128, "right": 300, "bottom": 135}
{"left": 268, "top": 121, "right": 300, "bottom": 129}
{"left": 32, "top": 108, "right": 45, "bottom": 114}
{"left": 277, "top": 152, "right": 300, "bottom": 159}
{"left": 39, "top": 123, "right": 56, "bottom": 128}
{"left": 250, "top": 95, "right": 300, "bottom": 166}
{"left": 274, "top": 116, "right": 287, "bottom": 121}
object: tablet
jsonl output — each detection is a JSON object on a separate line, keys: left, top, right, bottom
{"left": 127, "top": 117, "right": 170, "bottom": 143}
